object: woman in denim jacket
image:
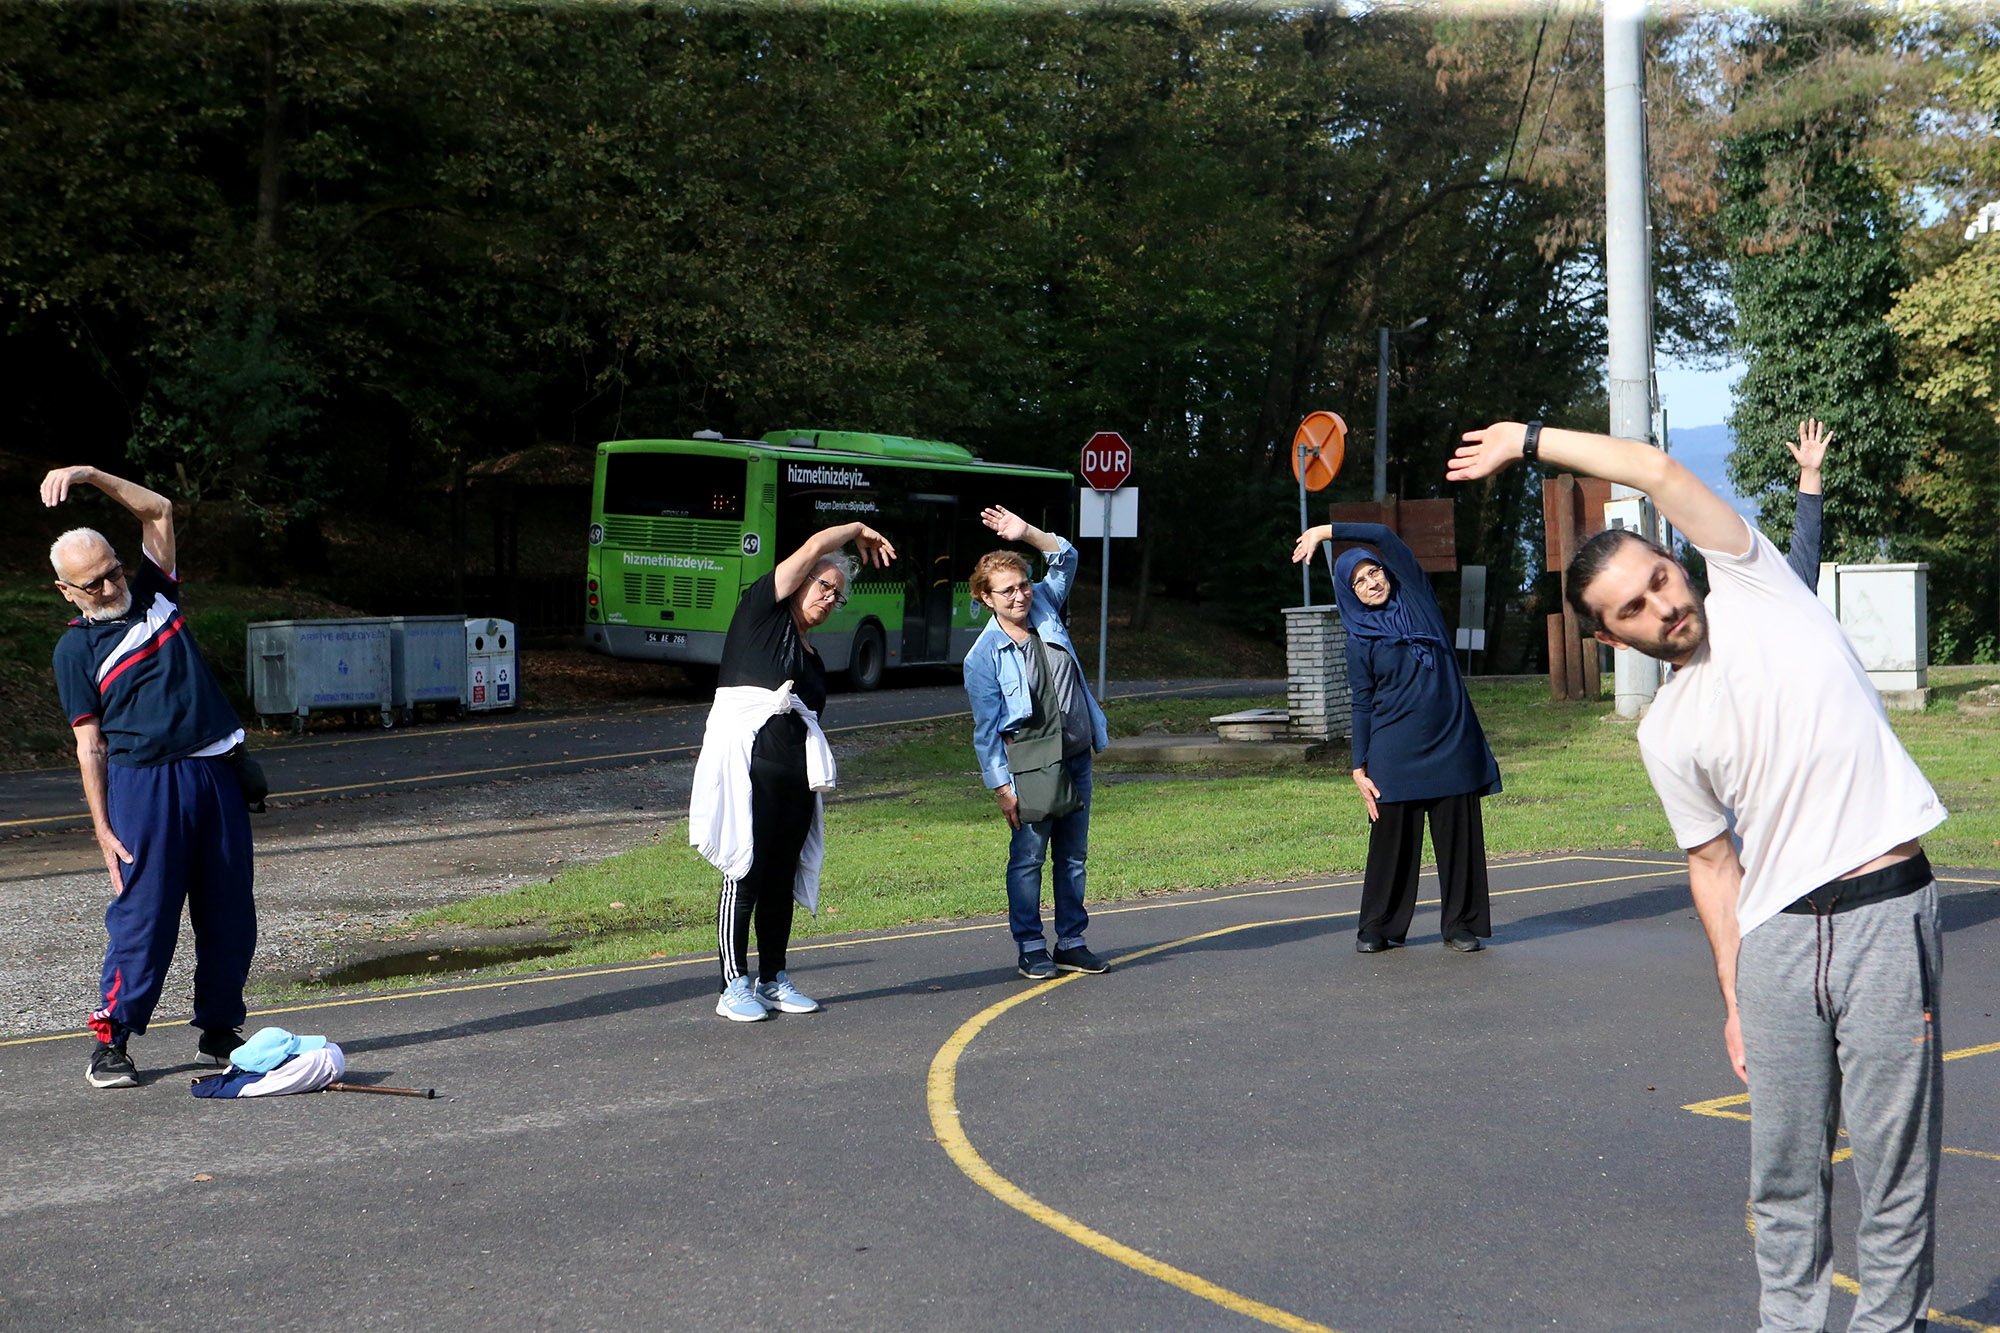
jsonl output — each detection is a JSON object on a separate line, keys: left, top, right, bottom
{"left": 962, "top": 506, "right": 1110, "bottom": 980}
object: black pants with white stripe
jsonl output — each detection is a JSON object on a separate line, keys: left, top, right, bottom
{"left": 716, "top": 757, "right": 812, "bottom": 989}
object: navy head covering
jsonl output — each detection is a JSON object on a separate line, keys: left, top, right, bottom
{"left": 1333, "top": 546, "right": 1446, "bottom": 670}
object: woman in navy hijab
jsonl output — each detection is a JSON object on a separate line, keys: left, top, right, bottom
{"left": 1293, "top": 522, "right": 1501, "bottom": 952}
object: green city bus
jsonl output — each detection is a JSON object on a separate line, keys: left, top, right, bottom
{"left": 583, "top": 429, "right": 1075, "bottom": 688}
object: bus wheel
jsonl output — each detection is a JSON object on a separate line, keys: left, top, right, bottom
{"left": 847, "top": 623, "right": 886, "bottom": 692}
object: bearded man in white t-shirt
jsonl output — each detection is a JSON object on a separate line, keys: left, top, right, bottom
{"left": 1451, "top": 422, "right": 1947, "bottom": 1333}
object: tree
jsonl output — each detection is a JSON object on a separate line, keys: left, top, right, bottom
{"left": 0, "top": 1, "right": 1628, "bottom": 661}
{"left": 1715, "top": 12, "right": 1932, "bottom": 559}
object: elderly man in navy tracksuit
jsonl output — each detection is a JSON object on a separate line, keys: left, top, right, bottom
{"left": 42, "top": 465, "right": 256, "bottom": 1089}
{"left": 962, "top": 506, "right": 1110, "bottom": 981}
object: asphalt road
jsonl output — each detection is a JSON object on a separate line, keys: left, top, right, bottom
{"left": 3, "top": 854, "right": 1997, "bottom": 1331}
{"left": 0, "top": 677, "right": 1283, "bottom": 832}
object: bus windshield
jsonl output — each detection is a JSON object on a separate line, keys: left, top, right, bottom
{"left": 604, "top": 453, "right": 746, "bottom": 521}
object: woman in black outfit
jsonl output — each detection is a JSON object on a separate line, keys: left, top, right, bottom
{"left": 1293, "top": 521, "right": 1501, "bottom": 953}
{"left": 703, "top": 521, "right": 894, "bottom": 1021}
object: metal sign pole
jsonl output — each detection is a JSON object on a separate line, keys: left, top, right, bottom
{"left": 1297, "top": 446, "right": 1311, "bottom": 607}
{"left": 1097, "top": 489, "right": 1113, "bottom": 702}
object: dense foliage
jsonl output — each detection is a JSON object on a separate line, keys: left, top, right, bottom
{"left": 1, "top": 2, "right": 1711, "bottom": 662}
{"left": 1721, "top": 125, "right": 1928, "bottom": 556}
{"left": 1704, "top": 6, "right": 2000, "bottom": 660}
{"left": 1885, "top": 21, "right": 2000, "bottom": 662}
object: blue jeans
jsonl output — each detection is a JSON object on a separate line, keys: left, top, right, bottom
{"left": 1005, "top": 752, "right": 1091, "bottom": 952}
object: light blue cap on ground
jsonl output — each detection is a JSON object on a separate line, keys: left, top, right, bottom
{"left": 232, "top": 1026, "right": 330, "bottom": 1073}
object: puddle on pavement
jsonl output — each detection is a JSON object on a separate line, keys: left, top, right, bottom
{"left": 312, "top": 941, "right": 571, "bottom": 986}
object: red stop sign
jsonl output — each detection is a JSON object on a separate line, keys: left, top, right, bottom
{"left": 1080, "top": 431, "right": 1132, "bottom": 491}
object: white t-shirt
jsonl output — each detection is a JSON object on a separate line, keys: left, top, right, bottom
{"left": 1636, "top": 528, "right": 1946, "bottom": 937}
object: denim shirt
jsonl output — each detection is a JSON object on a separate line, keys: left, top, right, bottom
{"left": 962, "top": 536, "right": 1110, "bottom": 790}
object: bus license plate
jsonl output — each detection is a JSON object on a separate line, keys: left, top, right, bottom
{"left": 645, "top": 631, "right": 687, "bottom": 646}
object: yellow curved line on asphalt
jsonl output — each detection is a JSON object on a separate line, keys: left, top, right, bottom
{"left": 933, "top": 871, "right": 2000, "bottom": 1331}
{"left": 923, "top": 865, "right": 1671, "bottom": 1328}
{"left": 928, "top": 911, "right": 1353, "bottom": 1333}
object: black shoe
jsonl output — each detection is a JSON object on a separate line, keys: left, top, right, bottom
{"left": 1443, "top": 935, "right": 1485, "bottom": 953}
{"left": 1017, "top": 949, "right": 1057, "bottom": 980}
{"left": 87, "top": 1041, "right": 139, "bottom": 1089}
{"left": 197, "top": 1026, "right": 245, "bottom": 1067}
{"left": 1355, "top": 936, "right": 1403, "bottom": 954}
{"left": 1052, "top": 945, "right": 1109, "bottom": 975}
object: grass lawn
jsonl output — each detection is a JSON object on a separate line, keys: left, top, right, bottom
{"left": 370, "top": 671, "right": 2000, "bottom": 989}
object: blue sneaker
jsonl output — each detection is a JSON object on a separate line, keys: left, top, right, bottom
{"left": 755, "top": 972, "right": 822, "bottom": 1014}
{"left": 715, "top": 976, "right": 771, "bottom": 1022}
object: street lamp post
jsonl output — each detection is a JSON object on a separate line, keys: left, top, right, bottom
{"left": 1374, "top": 317, "right": 1428, "bottom": 504}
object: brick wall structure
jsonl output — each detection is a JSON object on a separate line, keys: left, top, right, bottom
{"left": 1284, "top": 604, "right": 1351, "bottom": 741}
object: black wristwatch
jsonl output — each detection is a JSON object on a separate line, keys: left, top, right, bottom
{"left": 1521, "top": 420, "right": 1544, "bottom": 463}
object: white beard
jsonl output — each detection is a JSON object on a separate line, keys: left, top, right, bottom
{"left": 87, "top": 589, "right": 135, "bottom": 621}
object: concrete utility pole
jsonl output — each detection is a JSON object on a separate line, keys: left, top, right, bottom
{"left": 1603, "top": 0, "right": 1660, "bottom": 717}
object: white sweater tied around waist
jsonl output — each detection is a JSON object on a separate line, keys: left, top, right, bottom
{"left": 688, "top": 682, "right": 836, "bottom": 913}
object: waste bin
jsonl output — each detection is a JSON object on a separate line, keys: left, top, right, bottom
{"left": 465, "top": 617, "right": 518, "bottom": 713}
{"left": 245, "top": 618, "right": 394, "bottom": 731}
{"left": 388, "top": 615, "right": 469, "bottom": 722}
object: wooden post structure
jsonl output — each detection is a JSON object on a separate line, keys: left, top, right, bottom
{"left": 1544, "top": 475, "right": 1611, "bottom": 701}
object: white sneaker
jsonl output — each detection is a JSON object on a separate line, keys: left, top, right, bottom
{"left": 716, "top": 976, "right": 771, "bottom": 1022}
{"left": 755, "top": 971, "right": 822, "bottom": 1014}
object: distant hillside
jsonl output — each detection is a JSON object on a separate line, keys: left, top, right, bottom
{"left": 1667, "top": 423, "right": 1757, "bottom": 519}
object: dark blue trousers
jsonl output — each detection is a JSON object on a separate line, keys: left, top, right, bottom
{"left": 91, "top": 756, "right": 256, "bottom": 1043}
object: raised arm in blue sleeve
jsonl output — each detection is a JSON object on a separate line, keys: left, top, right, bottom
{"left": 1784, "top": 491, "right": 1823, "bottom": 593}
{"left": 1037, "top": 536, "right": 1079, "bottom": 612}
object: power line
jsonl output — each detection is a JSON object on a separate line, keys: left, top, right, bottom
{"left": 1499, "top": 7, "right": 1554, "bottom": 187}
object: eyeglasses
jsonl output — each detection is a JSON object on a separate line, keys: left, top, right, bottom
{"left": 58, "top": 563, "right": 125, "bottom": 596}
{"left": 808, "top": 575, "right": 849, "bottom": 609}
{"left": 988, "top": 582, "right": 1034, "bottom": 601}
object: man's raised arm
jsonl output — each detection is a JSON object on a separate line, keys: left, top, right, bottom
{"left": 41, "top": 466, "right": 176, "bottom": 574}
{"left": 1449, "top": 423, "right": 1750, "bottom": 557}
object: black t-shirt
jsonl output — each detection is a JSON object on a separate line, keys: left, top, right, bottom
{"left": 716, "top": 572, "right": 828, "bottom": 769}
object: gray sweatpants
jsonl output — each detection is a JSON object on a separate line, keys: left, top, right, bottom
{"left": 1735, "top": 882, "right": 1944, "bottom": 1333}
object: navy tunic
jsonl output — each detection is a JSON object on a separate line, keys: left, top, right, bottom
{"left": 1333, "top": 522, "right": 1500, "bottom": 805}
